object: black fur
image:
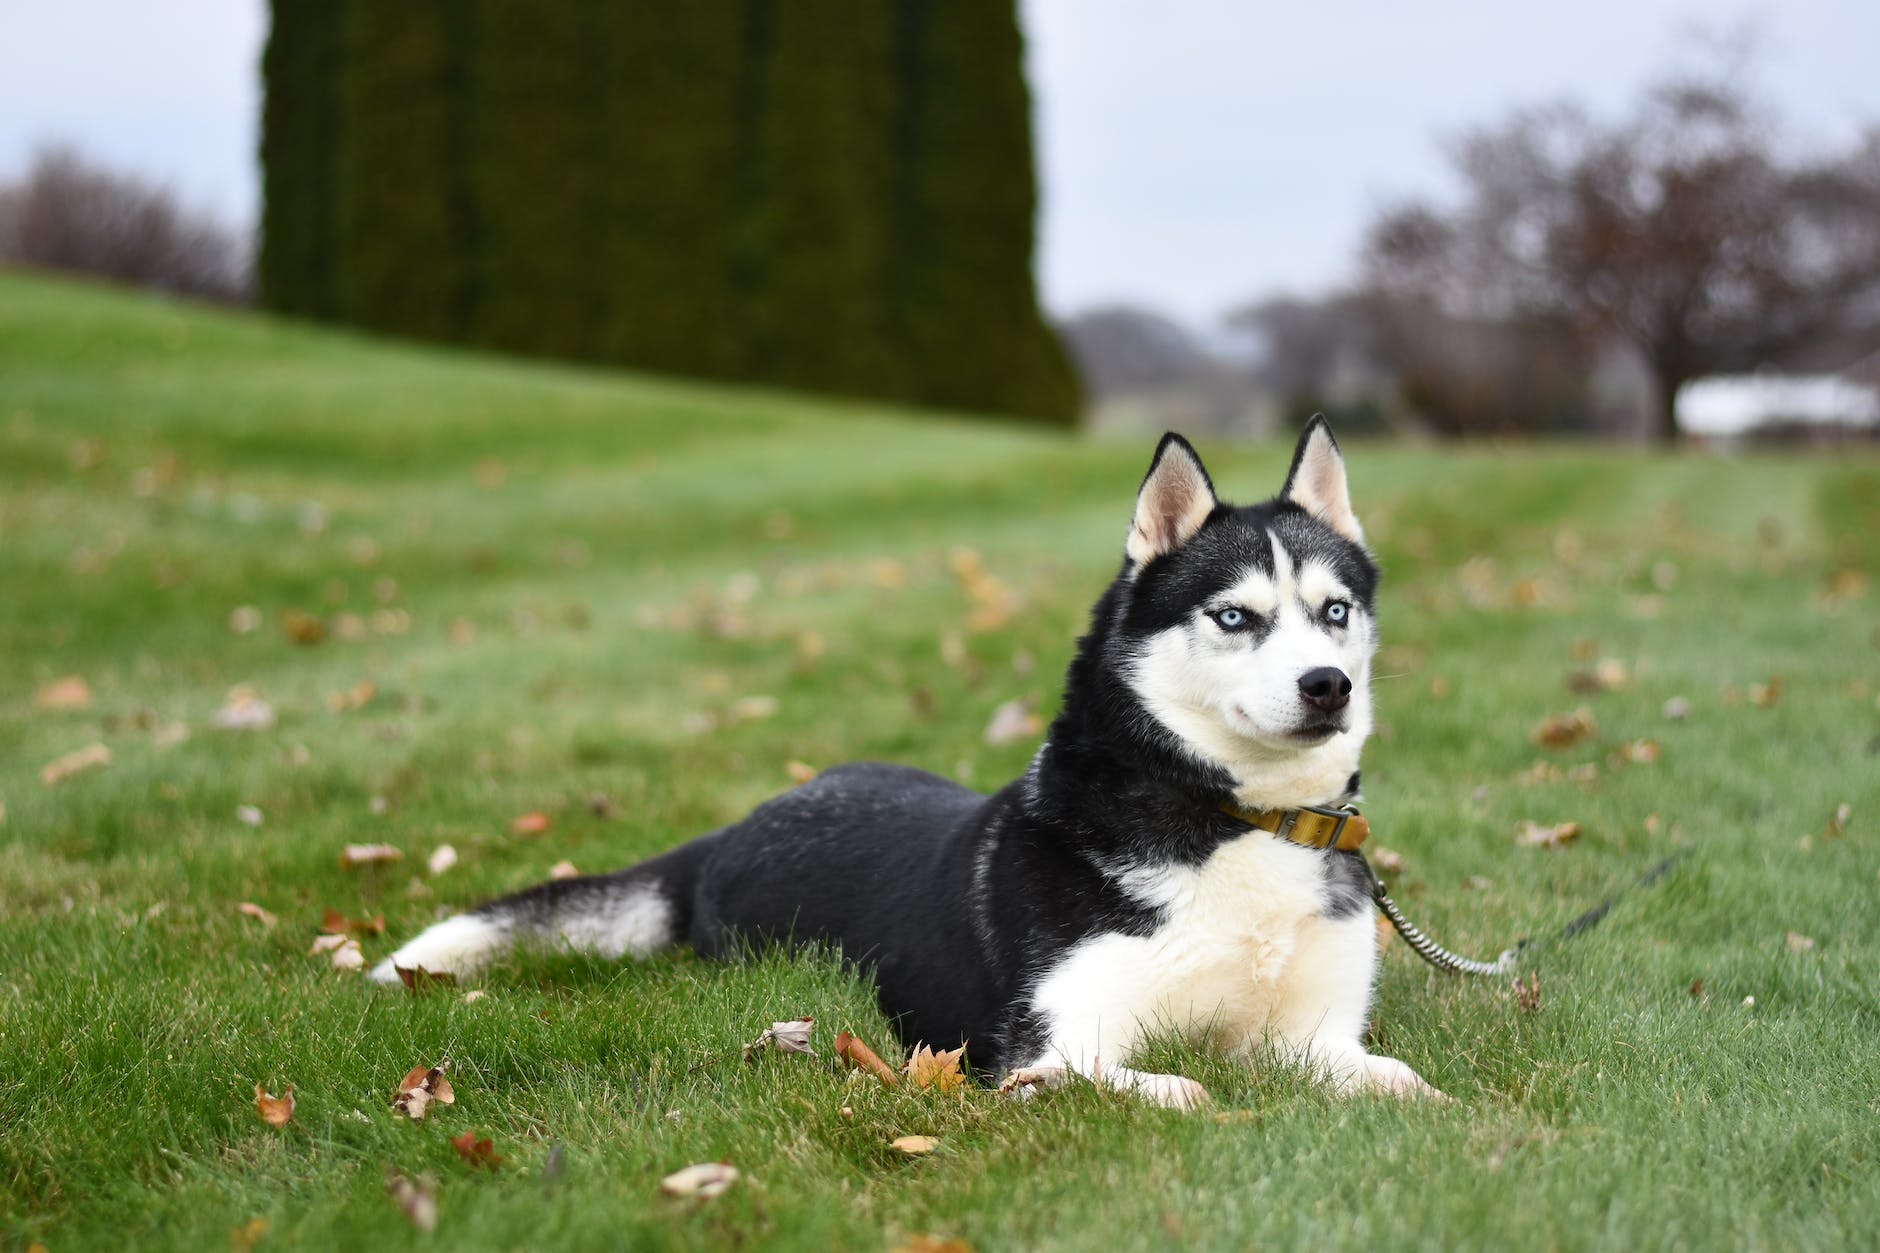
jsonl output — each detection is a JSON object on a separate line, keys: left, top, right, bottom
{"left": 470, "top": 427, "right": 1381, "bottom": 1075}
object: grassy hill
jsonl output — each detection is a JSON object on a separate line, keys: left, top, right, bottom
{"left": 2, "top": 272, "right": 1875, "bottom": 1250}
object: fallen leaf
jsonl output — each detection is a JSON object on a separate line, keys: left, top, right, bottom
{"left": 1689, "top": 979, "right": 1705, "bottom": 998}
{"left": 212, "top": 686, "right": 276, "bottom": 731}
{"left": 35, "top": 675, "right": 92, "bottom": 711}
{"left": 1515, "top": 820, "right": 1582, "bottom": 849}
{"left": 281, "top": 609, "right": 326, "bottom": 645}
{"left": 660, "top": 1162, "right": 739, "bottom": 1198}
{"left": 1785, "top": 931, "right": 1816, "bottom": 953}
{"left": 463, "top": 989, "right": 488, "bottom": 1005}
{"left": 510, "top": 811, "right": 551, "bottom": 837}
{"left": 983, "top": 698, "right": 1043, "bottom": 747}
{"left": 229, "top": 605, "right": 264, "bottom": 634}
{"left": 891, "top": 1135, "right": 939, "bottom": 1155}
{"left": 1613, "top": 740, "right": 1660, "bottom": 765}
{"left": 904, "top": 1044, "right": 967, "bottom": 1095}
{"left": 834, "top": 1029, "right": 900, "bottom": 1087}
{"left": 40, "top": 742, "right": 111, "bottom": 786}
{"left": 394, "top": 964, "right": 456, "bottom": 991}
{"left": 1370, "top": 847, "right": 1407, "bottom": 876}
{"left": 450, "top": 1130, "right": 503, "bottom": 1169}
{"left": 730, "top": 694, "right": 780, "bottom": 724}
{"left": 394, "top": 1062, "right": 455, "bottom": 1120}
{"left": 894, "top": 1238, "right": 971, "bottom": 1253}
{"left": 236, "top": 804, "right": 265, "bottom": 826}
{"left": 1511, "top": 973, "right": 1542, "bottom": 1014}
{"left": 1662, "top": 696, "right": 1692, "bottom": 721}
{"left": 254, "top": 1083, "right": 295, "bottom": 1127}
{"left": 308, "top": 934, "right": 365, "bottom": 971}
{"left": 1566, "top": 659, "right": 1628, "bottom": 695}
{"left": 321, "top": 907, "right": 386, "bottom": 937}
{"left": 743, "top": 1017, "right": 816, "bottom": 1062}
{"left": 237, "top": 901, "right": 278, "bottom": 929}
{"left": 428, "top": 844, "right": 459, "bottom": 875}
{"left": 1749, "top": 677, "right": 1785, "bottom": 709}
{"left": 340, "top": 843, "right": 404, "bottom": 869}
{"left": 785, "top": 760, "right": 818, "bottom": 785}
{"left": 548, "top": 860, "right": 579, "bottom": 880}
{"left": 1531, "top": 708, "right": 1596, "bottom": 749}
{"left": 588, "top": 792, "right": 618, "bottom": 819}
{"left": 231, "top": 1217, "right": 269, "bottom": 1252}
{"left": 326, "top": 680, "right": 377, "bottom": 713}
{"left": 1824, "top": 803, "right": 1852, "bottom": 838}
{"left": 386, "top": 1170, "right": 438, "bottom": 1233}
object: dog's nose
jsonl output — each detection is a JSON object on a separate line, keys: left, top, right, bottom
{"left": 1298, "top": 667, "right": 1352, "bottom": 712}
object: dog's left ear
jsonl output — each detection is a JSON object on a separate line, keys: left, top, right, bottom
{"left": 1281, "top": 417, "right": 1363, "bottom": 544}
{"left": 1128, "top": 433, "right": 1218, "bottom": 565}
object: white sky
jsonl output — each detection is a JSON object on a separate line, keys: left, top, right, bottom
{"left": 2, "top": 1, "right": 1876, "bottom": 326}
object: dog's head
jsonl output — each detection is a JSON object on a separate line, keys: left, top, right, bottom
{"left": 1109, "top": 419, "right": 1379, "bottom": 809}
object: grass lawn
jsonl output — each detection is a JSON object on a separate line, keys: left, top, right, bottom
{"left": 2, "top": 272, "right": 1876, "bottom": 1251}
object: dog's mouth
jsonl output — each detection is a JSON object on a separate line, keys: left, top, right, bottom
{"left": 1225, "top": 704, "right": 1346, "bottom": 746}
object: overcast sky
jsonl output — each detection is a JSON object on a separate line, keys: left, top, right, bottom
{"left": 3, "top": 1, "right": 1876, "bottom": 326}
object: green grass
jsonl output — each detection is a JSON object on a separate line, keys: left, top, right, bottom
{"left": 2, "top": 271, "right": 1876, "bottom": 1252}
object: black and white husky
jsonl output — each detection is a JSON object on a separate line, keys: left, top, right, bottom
{"left": 374, "top": 419, "right": 1441, "bottom": 1106}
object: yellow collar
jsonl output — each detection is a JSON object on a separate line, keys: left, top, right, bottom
{"left": 1220, "top": 803, "right": 1370, "bottom": 851}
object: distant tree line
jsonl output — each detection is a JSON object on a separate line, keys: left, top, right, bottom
{"left": 260, "top": 0, "right": 1078, "bottom": 425}
{"left": 0, "top": 148, "right": 250, "bottom": 303}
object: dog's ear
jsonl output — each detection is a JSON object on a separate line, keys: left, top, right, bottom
{"left": 1128, "top": 433, "right": 1218, "bottom": 565}
{"left": 1281, "top": 416, "right": 1363, "bottom": 544}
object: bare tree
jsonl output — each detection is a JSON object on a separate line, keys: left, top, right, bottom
{"left": 1364, "top": 55, "right": 1880, "bottom": 441}
{"left": 0, "top": 147, "right": 251, "bottom": 304}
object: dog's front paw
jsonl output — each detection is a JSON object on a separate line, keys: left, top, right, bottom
{"left": 1360, "top": 1054, "right": 1448, "bottom": 1101}
{"left": 1113, "top": 1067, "right": 1212, "bottom": 1111}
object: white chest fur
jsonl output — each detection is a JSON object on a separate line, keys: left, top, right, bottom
{"left": 1025, "top": 832, "right": 1379, "bottom": 1071}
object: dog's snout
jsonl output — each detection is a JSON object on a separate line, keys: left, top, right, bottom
{"left": 1298, "top": 666, "right": 1352, "bottom": 712}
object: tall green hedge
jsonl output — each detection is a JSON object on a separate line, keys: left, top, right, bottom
{"left": 259, "top": 0, "right": 1077, "bottom": 425}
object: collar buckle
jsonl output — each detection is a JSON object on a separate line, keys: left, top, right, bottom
{"left": 1302, "top": 804, "right": 1353, "bottom": 852}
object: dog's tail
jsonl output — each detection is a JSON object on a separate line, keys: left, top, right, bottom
{"left": 367, "top": 835, "right": 714, "bottom": 985}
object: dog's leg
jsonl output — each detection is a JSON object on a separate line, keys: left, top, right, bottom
{"left": 1003, "top": 1050, "right": 1212, "bottom": 1110}
{"left": 1260, "top": 909, "right": 1446, "bottom": 1099}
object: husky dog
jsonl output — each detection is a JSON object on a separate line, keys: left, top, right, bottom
{"left": 374, "top": 419, "right": 1440, "bottom": 1106}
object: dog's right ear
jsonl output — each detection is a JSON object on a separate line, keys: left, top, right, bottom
{"left": 1127, "top": 433, "right": 1217, "bottom": 566}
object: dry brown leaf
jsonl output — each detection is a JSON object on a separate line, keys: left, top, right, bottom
{"left": 891, "top": 1135, "right": 939, "bottom": 1155}
{"left": 462, "top": 989, "right": 488, "bottom": 1005}
{"left": 212, "top": 686, "right": 276, "bottom": 731}
{"left": 1749, "top": 677, "right": 1785, "bottom": 709}
{"left": 1515, "top": 820, "right": 1582, "bottom": 850}
{"left": 904, "top": 1044, "right": 967, "bottom": 1095}
{"left": 1511, "top": 974, "right": 1542, "bottom": 1014}
{"left": 984, "top": 699, "right": 1043, "bottom": 747}
{"left": 660, "top": 1162, "right": 739, "bottom": 1198}
{"left": 393, "top": 964, "right": 456, "bottom": 992}
{"left": 510, "top": 811, "right": 551, "bottom": 837}
{"left": 394, "top": 1062, "right": 456, "bottom": 1120}
{"left": 237, "top": 901, "right": 279, "bottom": 929}
{"left": 1567, "top": 658, "right": 1629, "bottom": 695}
{"left": 548, "top": 860, "right": 579, "bottom": 880}
{"left": 1785, "top": 931, "right": 1816, "bottom": 954}
{"left": 1825, "top": 802, "right": 1852, "bottom": 838}
{"left": 1531, "top": 708, "right": 1596, "bottom": 749}
{"left": 40, "top": 742, "right": 111, "bottom": 786}
{"left": 428, "top": 844, "right": 458, "bottom": 875}
{"left": 321, "top": 908, "right": 386, "bottom": 937}
{"left": 1613, "top": 739, "right": 1661, "bottom": 765}
{"left": 785, "top": 760, "right": 819, "bottom": 785}
{"left": 281, "top": 609, "right": 326, "bottom": 646}
{"left": 1370, "top": 847, "right": 1407, "bottom": 876}
{"left": 254, "top": 1083, "right": 295, "bottom": 1127}
{"left": 326, "top": 680, "right": 377, "bottom": 713}
{"left": 834, "top": 1029, "right": 900, "bottom": 1087}
{"left": 450, "top": 1130, "right": 503, "bottom": 1169}
{"left": 340, "top": 843, "right": 403, "bottom": 869}
{"left": 386, "top": 1170, "right": 438, "bottom": 1232}
{"left": 310, "top": 934, "right": 365, "bottom": 971}
{"left": 893, "top": 1238, "right": 972, "bottom": 1253}
{"left": 744, "top": 1017, "right": 816, "bottom": 1062}
{"left": 35, "top": 675, "right": 93, "bottom": 711}
{"left": 231, "top": 1217, "right": 269, "bottom": 1252}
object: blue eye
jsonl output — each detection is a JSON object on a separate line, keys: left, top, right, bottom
{"left": 1324, "top": 600, "right": 1350, "bottom": 625}
{"left": 1211, "top": 607, "right": 1249, "bottom": 630}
